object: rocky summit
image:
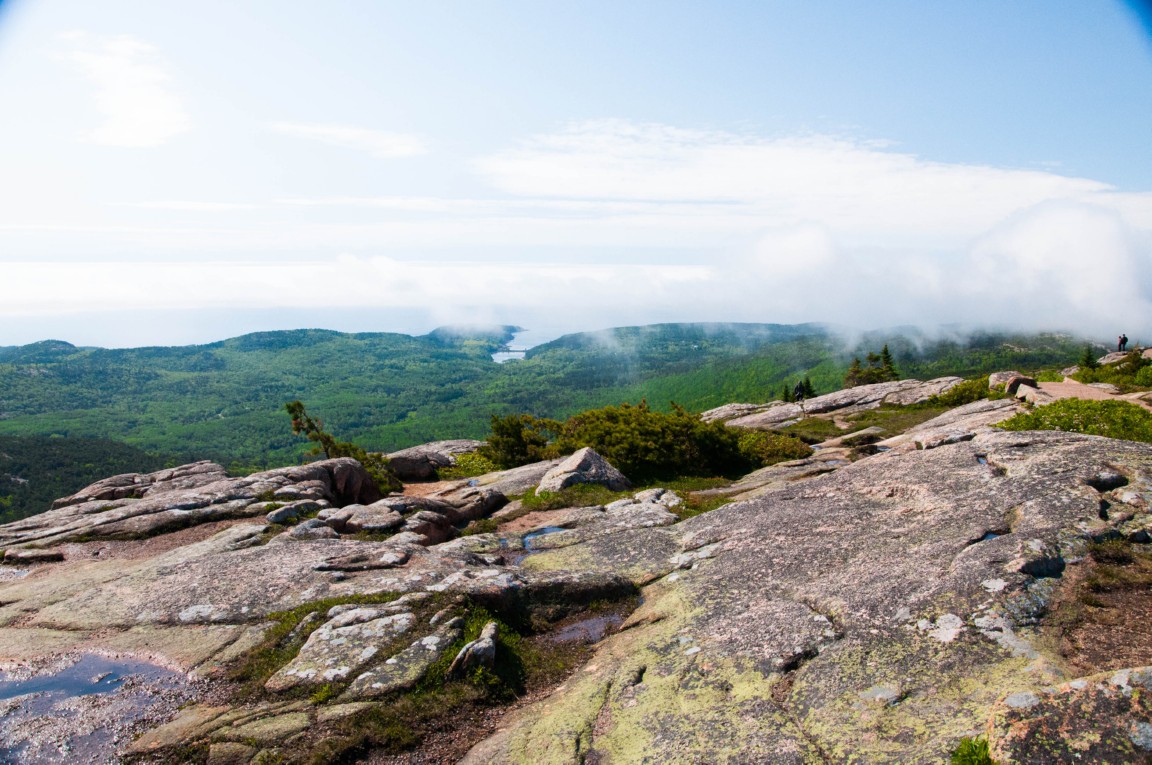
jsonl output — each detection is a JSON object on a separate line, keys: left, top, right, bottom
{"left": 1, "top": 379, "right": 1151, "bottom": 763}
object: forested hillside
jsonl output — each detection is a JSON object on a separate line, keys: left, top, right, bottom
{"left": 0, "top": 323, "right": 1092, "bottom": 469}
{"left": 0, "top": 435, "right": 164, "bottom": 523}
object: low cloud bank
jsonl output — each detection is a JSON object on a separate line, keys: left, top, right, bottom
{"left": 3, "top": 120, "right": 1150, "bottom": 346}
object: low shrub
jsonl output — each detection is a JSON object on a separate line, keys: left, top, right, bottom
{"left": 1072, "top": 350, "right": 1152, "bottom": 392}
{"left": 951, "top": 736, "right": 995, "bottom": 765}
{"left": 439, "top": 451, "right": 498, "bottom": 480}
{"left": 998, "top": 399, "right": 1152, "bottom": 443}
{"left": 480, "top": 402, "right": 802, "bottom": 481}
{"left": 736, "top": 430, "right": 812, "bottom": 466}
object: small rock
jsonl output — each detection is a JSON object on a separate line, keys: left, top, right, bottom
{"left": 536, "top": 447, "right": 631, "bottom": 495}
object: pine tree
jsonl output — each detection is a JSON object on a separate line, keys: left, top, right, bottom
{"left": 781, "top": 384, "right": 794, "bottom": 402}
{"left": 845, "top": 358, "right": 863, "bottom": 388}
{"left": 802, "top": 376, "right": 816, "bottom": 398}
{"left": 880, "top": 344, "right": 898, "bottom": 381}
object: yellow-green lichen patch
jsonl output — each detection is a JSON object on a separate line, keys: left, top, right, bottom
{"left": 791, "top": 633, "right": 1041, "bottom": 764}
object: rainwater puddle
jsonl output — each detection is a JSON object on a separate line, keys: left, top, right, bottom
{"left": 979, "top": 531, "right": 1003, "bottom": 542}
{"left": 0, "top": 654, "right": 192, "bottom": 765}
{"left": 523, "top": 526, "right": 569, "bottom": 550}
{"left": 976, "top": 455, "right": 989, "bottom": 465}
{"left": 547, "top": 613, "right": 625, "bottom": 644}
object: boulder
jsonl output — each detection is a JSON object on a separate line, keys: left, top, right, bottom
{"left": 400, "top": 510, "right": 457, "bottom": 545}
{"left": 285, "top": 518, "right": 338, "bottom": 540}
{"left": 988, "top": 370, "right": 1022, "bottom": 390}
{"left": 1003, "top": 374, "right": 1038, "bottom": 395}
{"left": 265, "top": 609, "right": 417, "bottom": 692}
{"left": 341, "top": 504, "right": 404, "bottom": 534}
{"left": 536, "top": 448, "right": 630, "bottom": 495}
{"left": 2, "top": 548, "right": 64, "bottom": 564}
{"left": 385, "top": 439, "right": 486, "bottom": 481}
{"left": 340, "top": 618, "right": 465, "bottom": 700}
{"left": 265, "top": 500, "right": 321, "bottom": 525}
{"left": 447, "top": 621, "right": 498, "bottom": 679}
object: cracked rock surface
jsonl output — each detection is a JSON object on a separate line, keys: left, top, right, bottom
{"left": 464, "top": 430, "right": 1152, "bottom": 764}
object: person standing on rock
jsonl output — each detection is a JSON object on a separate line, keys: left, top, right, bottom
{"left": 1119, "top": 334, "right": 1129, "bottom": 352}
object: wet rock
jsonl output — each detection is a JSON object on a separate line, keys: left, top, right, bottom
{"left": 536, "top": 448, "right": 630, "bottom": 495}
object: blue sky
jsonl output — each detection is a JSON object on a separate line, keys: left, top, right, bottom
{"left": 1, "top": 0, "right": 1151, "bottom": 346}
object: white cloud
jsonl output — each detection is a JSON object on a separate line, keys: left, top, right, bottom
{"left": 6, "top": 119, "right": 1152, "bottom": 343}
{"left": 472, "top": 119, "right": 1117, "bottom": 243}
{"left": 60, "top": 32, "right": 190, "bottom": 148}
{"left": 270, "top": 122, "right": 428, "bottom": 158}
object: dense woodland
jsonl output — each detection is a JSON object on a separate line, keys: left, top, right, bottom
{"left": 0, "top": 435, "right": 163, "bottom": 523}
{"left": 0, "top": 323, "right": 1095, "bottom": 519}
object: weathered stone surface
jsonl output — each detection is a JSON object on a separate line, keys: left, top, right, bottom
{"left": 400, "top": 510, "right": 457, "bottom": 545}
{"left": 433, "top": 459, "right": 562, "bottom": 500}
{"left": 988, "top": 667, "right": 1152, "bottom": 764}
{"left": 341, "top": 504, "right": 404, "bottom": 534}
{"left": 713, "top": 377, "right": 964, "bottom": 429}
{"left": 536, "top": 448, "right": 631, "bottom": 495}
{"left": 877, "top": 397, "right": 1023, "bottom": 451}
{"left": 0, "top": 458, "right": 380, "bottom": 548}
{"left": 51, "top": 460, "right": 229, "bottom": 509}
{"left": 385, "top": 439, "right": 486, "bottom": 481}
{"left": 285, "top": 518, "right": 339, "bottom": 540}
{"left": 340, "top": 618, "right": 464, "bottom": 700}
{"left": 266, "top": 500, "right": 321, "bottom": 525}
{"left": 2, "top": 548, "right": 64, "bottom": 564}
{"left": 207, "top": 742, "right": 258, "bottom": 765}
{"left": 447, "top": 621, "right": 498, "bottom": 679}
{"left": 265, "top": 610, "right": 417, "bottom": 692}
{"left": 466, "top": 431, "right": 1152, "bottom": 764}
{"left": 1003, "top": 374, "right": 1038, "bottom": 395}
{"left": 215, "top": 711, "right": 310, "bottom": 744}
{"left": 989, "top": 370, "right": 1022, "bottom": 390}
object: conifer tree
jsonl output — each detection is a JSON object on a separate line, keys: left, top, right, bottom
{"left": 802, "top": 376, "right": 816, "bottom": 398}
{"left": 845, "top": 358, "right": 863, "bottom": 388}
{"left": 880, "top": 344, "right": 898, "bottom": 381}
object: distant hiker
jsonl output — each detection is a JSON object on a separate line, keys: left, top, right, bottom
{"left": 793, "top": 381, "right": 806, "bottom": 402}
{"left": 1119, "top": 334, "right": 1129, "bottom": 352}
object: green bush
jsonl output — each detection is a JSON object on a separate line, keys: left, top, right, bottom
{"left": 479, "top": 401, "right": 803, "bottom": 481}
{"left": 478, "top": 414, "right": 556, "bottom": 469}
{"left": 736, "top": 430, "right": 812, "bottom": 466}
{"left": 439, "top": 451, "right": 498, "bottom": 480}
{"left": 951, "top": 736, "right": 995, "bottom": 765}
{"left": 551, "top": 401, "right": 752, "bottom": 481}
{"left": 1072, "top": 350, "right": 1151, "bottom": 391}
{"left": 923, "top": 378, "right": 992, "bottom": 408}
{"left": 999, "top": 399, "right": 1152, "bottom": 443}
